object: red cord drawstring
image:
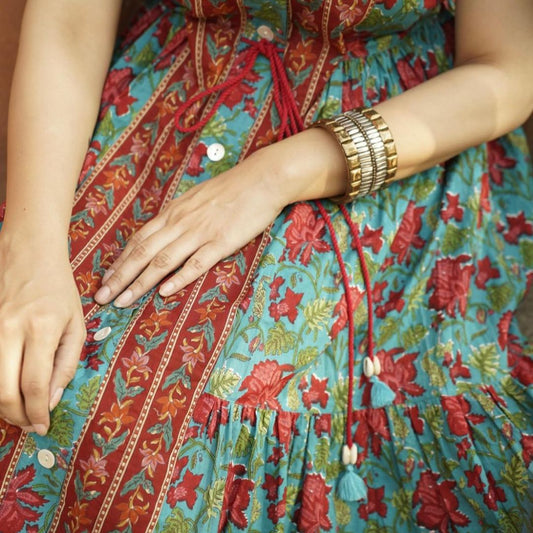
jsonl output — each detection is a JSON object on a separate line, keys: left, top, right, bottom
{"left": 175, "top": 38, "right": 303, "bottom": 140}
{"left": 174, "top": 38, "right": 383, "bottom": 493}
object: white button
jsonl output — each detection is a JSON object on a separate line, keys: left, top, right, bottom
{"left": 94, "top": 326, "right": 112, "bottom": 342}
{"left": 37, "top": 449, "right": 55, "bottom": 469}
{"left": 207, "top": 143, "right": 225, "bottom": 162}
{"left": 257, "top": 25, "right": 274, "bottom": 41}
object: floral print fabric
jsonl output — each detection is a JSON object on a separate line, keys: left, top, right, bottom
{"left": 0, "top": 0, "right": 532, "bottom": 531}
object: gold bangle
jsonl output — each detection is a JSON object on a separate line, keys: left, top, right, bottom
{"left": 313, "top": 117, "right": 363, "bottom": 203}
{"left": 312, "top": 107, "right": 398, "bottom": 203}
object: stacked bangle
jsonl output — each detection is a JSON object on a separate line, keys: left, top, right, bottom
{"left": 313, "top": 107, "right": 398, "bottom": 203}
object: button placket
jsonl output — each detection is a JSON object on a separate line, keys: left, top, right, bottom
{"left": 37, "top": 448, "right": 56, "bottom": 469}
{"left": 207, "top": 143, "right": 225, "bottom": 162}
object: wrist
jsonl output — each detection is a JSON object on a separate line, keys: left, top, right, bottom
{"left": 251, "top": 128, "right": 347, "bottom": 207}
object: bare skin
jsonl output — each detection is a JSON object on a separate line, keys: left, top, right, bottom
{"left": 0, "top": 0, "right": 532, "bottom": 434}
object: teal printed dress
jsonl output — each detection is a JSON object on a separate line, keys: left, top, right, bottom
{"left": 0, "top": 0, "right": 532, "bottom": 531}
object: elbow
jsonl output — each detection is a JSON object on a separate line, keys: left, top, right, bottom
{"left": 455, "top": 53, "right": 533, "bottom": 132}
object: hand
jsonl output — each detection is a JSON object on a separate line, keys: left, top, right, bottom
{"left": 94, "top": 128, "right": 346, "bottom": 307}
{"left": 0, "top": 233, "right": 86, "bottom": 434}
{"left": 94, "top": 149, "right": 286, "bottom": 308}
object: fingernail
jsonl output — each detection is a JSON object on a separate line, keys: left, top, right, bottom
{"left": 49, "top": 387, "right": 64, "bottom": 411}
{"left": 114, "top": 289, "right": 133, "bottom": 308}
{"left": 34, "top": 424, "right": 48, "bottom": 436}
{"left": 95, "top": 285, "right": 111, "bottom": 303}
{"left": 160, "top": 282, "right": 175, "bottom": 297}
{"left": 102, "top": 269, "right": 114, "bottom": 283}
{"left": 22, "top": 425, "right": 35, "bottom": 433}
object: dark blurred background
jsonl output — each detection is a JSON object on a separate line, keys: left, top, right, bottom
{"left": 0, "top": 0, "right": 531, "bottom": 340}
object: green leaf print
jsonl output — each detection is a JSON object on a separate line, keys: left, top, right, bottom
{"left": 209, "top": 367, "right": 241, "bottom": 398}
{"left": 76, "top": 375, "right": 101, "bottom": 412}
{"left": 390, "top": 408, "right": 409, "bottom": 440}
{"left": 48, "top": 401, "right": 75, "bottom": 447}
{"left": 519, "top": 240, "right": 533, "bottom": 268}
{"left": 487, "top": 283, "right": 513, "bottom": 312}
{"left": 376, "top": 316, "right": 399, "bottom": 347}
{"left": 424, "top": 404, "right": 443, "bottom": 439}
{"left": 498, "top": 508, "right": 524, "bottom": 533}
{"left": 333, "top": 497, "right": 352, "bottom": 526}
{"left": 470, "top": 343, "right": 499, "bottom": 379}
{"left": 421, "top": 353, "right": 446, "bottom": 387}
{"left": 331, "top": 377, "right": 348, "bottom": 412}
{"left": 501, "top": 454, "right": 528, "bottom": 495}
{"left": 121, "top": 470, "right": 154, "bottom": 497}
{"left": 500, "top": 375, "right": 527, "bottom": 403}
{"left": 304, "top": 299, "right": 335, "bottom": 331}
{"left": 296, "top": 347, "right": 319, "bottom": 367}
{"left": 314, "top": 438, "right": 331, "bottom": 471}
{"left": 413, "top": 178, "right": 436, "bottom": 203}
{"left": 161, "top": 507, "right": 193, "bottom": 533}
{"left": 265, "top": 322, "right": 297, "bottom": 356}
{"left": 250, "top": 494, "right": 262, "bottom": 524}
{"left": 205, "top": 479, "right": 226, "bottom": 520}
{"left": 442, "top": 224, "right": 469, "bottom": 255}
{"left": 401, "top": 324, "right": 428, "bottom": 350}
{"left": 391, "top": 488, "right": 412, "bottom": 522}
{"left": 234, "top": 426, "right": 254, "bottom": 457}
{"left": 326, "top": 460, "right": 342, "bottom": 482}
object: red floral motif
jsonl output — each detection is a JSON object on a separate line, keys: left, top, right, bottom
{"left": 443, "top": 350, "right": 471, "bottom": 383}
{"left": 192, "top": 394, "right": 229, "bottom": 441}
{"left": 375, "top": 288, "right": 405, "bottom": 319}
{"left": 302, "top": 375, "right": 330, "bottom": 409}
{"left": 405, "top": 405, "right": 425, "bottom": 434}
{"left": 273, "top": 410, "right": 300, "bottom": 452}
{"left": 166, "top": 469, "right": 202, "bottom": 509}
{"left": 187, "top": 143, "right": 208, "bottom": 176}
{"left": 284, "top": 203, "right": 331, "bottom": 266}
{"left": 477, "top": 172, "right": 491, "bottom": 228}
{"left": 294, "top": 474, "right": 332, "bottom": 533}
{"left": 427, "top": 254, "right": 475, "bottom": 318}
{"left": 353, "top": 409, "right": 391, "bottom": 460}
{"left": 390, "top": 201, "right": 426, "bottom": 265}
{"left": 314, "top": 414, "right": 331, "bottom": 437}
{"left": 441, "top": 192, "right": 464, "bottom": 223}
{"left": 475, "top": 257, "right": 500, "bottom": 289}
{"left": 487, "top": 140, "right": 516, "bottom": 185}
{"left": 521, "top": 434, "right": 533, "bottom": 467}
{"left": 465, "top": 465, "right": 485, "bottom": 494}
{"left": 237, "top": 360, "right": 294, "bottom": 409}
{"left": 268, "top": 287, "right": 304, "bottom": 323}
{"left": 373, "top": 348, "right": 424, "bottom": 402}
{"left": 100, "top": 67, "right": 138, "bottom": 118}
{"left": 483, "top": 471, "right": 506, "bottom": 510}
{"left": 269, "top": 276, "right": 285, "bottom": 300}
{"left": 413, "top": 470, "right": 470, "bottom": 532}
{"left": 262, "top": 474, "right": 283, "bottom": 501}
{"left": 396, "top": 52, "right": 438, "bottom": 90}
{"left": 357, "top": 485, "right": 387, "bottom": 520}
{"left": 0, "top": 465, "right": 48, "bottom": 533}
{"left": 455, "top": 438, "right": 472, "bottom": 460}
{"left": 503, "top": 212, "right": 533, "bottom": 244}
{"left": 441, "top": 395, "right": 485, "bottom": 437}
{"left": 331, "top": 287, "right": 365, "bottom": 339}
{"left": 218, "top": 464, "right": 255, "bottom": 532}
{"left": 267, "top": 489, "right": 287, "bottom": 524}
{"left": 360, "top": 224, "right": 384, "bottom": 254}
{"left": 267, "top": 446, "right": 284, "bottom": 466}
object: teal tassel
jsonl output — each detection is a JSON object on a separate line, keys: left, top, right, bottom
{"left": 370, "top": 375, "right": 395, "bottom": 407}
{"left": 337, "top": 464, "right": 367, "bottom": 502}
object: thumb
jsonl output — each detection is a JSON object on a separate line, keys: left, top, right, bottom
{"left": 49, "top": 317, "right": 86, "bottom": 411}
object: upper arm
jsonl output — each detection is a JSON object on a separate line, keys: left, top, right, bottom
{"left": 20, "top": 0, "right": 124, "bottom": 73}
{"left": 455, "top": 0, "right": 533, "bottom": 114}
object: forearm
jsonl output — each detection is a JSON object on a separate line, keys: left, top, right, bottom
{"left": 3, "top": 0, "right": 121, "bottom": 251}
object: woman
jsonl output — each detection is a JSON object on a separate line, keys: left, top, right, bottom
{"left": 0, "top": 0, "right": 532, "bottom": 530}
